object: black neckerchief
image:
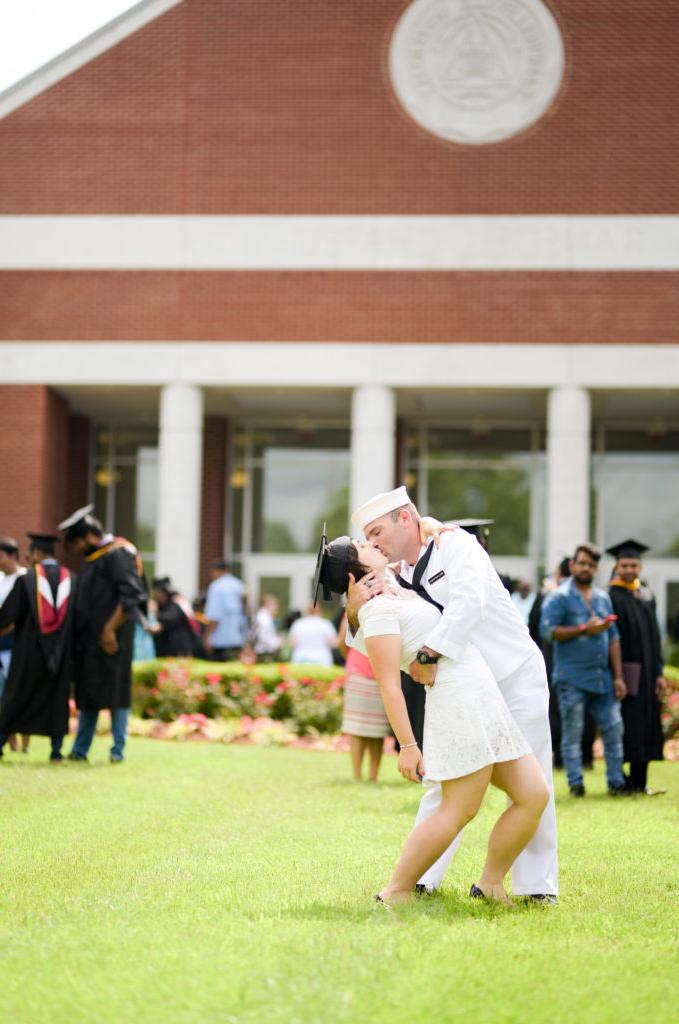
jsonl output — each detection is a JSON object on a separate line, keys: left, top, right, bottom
{"left": 395, "top": 542, "right": 444, "bottom": 613}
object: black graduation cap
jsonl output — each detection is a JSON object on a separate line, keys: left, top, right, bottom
{"left": 26, "top": 532, "right": 59, "bottom": 554}
{"left": 152, "top": 576, "right": 172, "bottom": 590}
{"left": 57, "top": 504, "right": 98, "bottom": 541}
{"left": 605, "top": 539, "right": 650, "bottom": 560}
{"left": 452, "top": 518, "right": 494, "bottom": 539}
{"left": 313, "top": 525, "right": 355, "bottom": 605}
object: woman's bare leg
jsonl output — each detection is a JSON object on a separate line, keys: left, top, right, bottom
{"left": 349, "top": 735, "right": 367, "bottom": 780}
{"left": 367, "top": 738, "right": 383, "bottom": 782}
{"left": 380, "top": 766, "right": 492, "bottom": 902}
{"left": 475, "top": 754, "right": 549, "bottom": 900}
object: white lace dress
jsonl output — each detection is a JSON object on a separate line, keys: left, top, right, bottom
{"left": 355, "top": 590, "right": 531, "bottom": 782}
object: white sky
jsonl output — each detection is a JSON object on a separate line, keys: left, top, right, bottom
{"left": 0, "top": 0, "right": 137, "bottom": 93}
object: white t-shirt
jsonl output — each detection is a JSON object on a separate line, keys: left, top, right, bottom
{"left": 254, "top": 607, "right": 281, "bottom": 655}
{"left": 289, "top": 615, "right": 337, "bottom": 666}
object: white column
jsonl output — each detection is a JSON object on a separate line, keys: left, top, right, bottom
{"left": 546, "top": 386, "right": 591, "bottom": 571}
{"left": 350, "top": 385, "right": 396, "bottom": 525}
{"left": 156, "top": 383, "right": 204, "bottom": 598}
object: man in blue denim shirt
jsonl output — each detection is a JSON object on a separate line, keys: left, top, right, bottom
{"left": 540, "top": 543, "right": 628, "bottom": 797}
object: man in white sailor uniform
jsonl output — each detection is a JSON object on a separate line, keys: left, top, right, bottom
{"left": 346, "top": 486, "right": 558, "bottom": 904}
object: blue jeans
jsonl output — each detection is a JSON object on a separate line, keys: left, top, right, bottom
{"left": 557, "top": 682, "right": 625, "bottom": 789}
{"left": 71, "top": 708, "right": 130, "bottom": 761}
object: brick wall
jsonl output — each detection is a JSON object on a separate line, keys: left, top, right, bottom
{"left": 0, "top": 386, "right": 70, "bottom": 553}
{"left": 1, "top": 270, "right": 678, "bottom": 344}
{"left": 0, "top": 0, "right": 677, "bottom": 216}
{"left": 199, "top": 416, "right": 227, "bottom": 589}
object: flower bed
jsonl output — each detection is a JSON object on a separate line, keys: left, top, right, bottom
{"left": 127, "top": 657, "right": 679, "bottom": 760}
{"left": 132, "top": 658, "right": 345, "bottom": 736}
{"left": 662, "top": 665, "right": 679, "bottom": 741}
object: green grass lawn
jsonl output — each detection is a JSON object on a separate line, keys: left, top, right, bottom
{"left": 1, "top": 739, "right": 676, "bottom": 1024}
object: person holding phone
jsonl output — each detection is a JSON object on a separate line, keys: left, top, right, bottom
{"left": 314, "top": 532, "right": 549, "bottom": 906}
{"left": 540, "top": 544, "right": 628, "bottom": 798}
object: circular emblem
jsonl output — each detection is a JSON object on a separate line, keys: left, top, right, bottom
{"left": 389, "top": 0, "right": 565, "bottom": 144}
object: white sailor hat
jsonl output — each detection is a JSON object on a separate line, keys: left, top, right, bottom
{"left": 350, "top": 486, "right": 412, "bottom": 534}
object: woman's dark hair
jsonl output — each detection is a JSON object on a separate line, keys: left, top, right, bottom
{"left": 344, "top": 542, "right": 370, "bottom": 589}
{"left": 318, "top": 538, "right": 371, "bottom": 598}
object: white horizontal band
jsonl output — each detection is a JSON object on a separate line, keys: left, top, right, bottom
{"left": 1, "top": 216, "right": 678, "bottom": 270}
{"left": 2, "top": 342, "right": 679, "bottom": 389}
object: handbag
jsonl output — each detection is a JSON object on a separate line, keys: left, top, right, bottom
{"left": 621, "top": 662, "right": 642, "bottom": 697}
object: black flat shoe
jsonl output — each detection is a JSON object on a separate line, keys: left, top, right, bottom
{"left": 529, "top": 894, "right": 558, "bottom": 906}
{"left": 608, "top": 784, "right": 631, "bottom": 797}
{"left": 67, "top": 752, "right": 88, "bottom": 762}
{"left": 469, "top": 884, "right": 485, "bottom": 899}
{"left": 569, "top": 783, "right": 585, "bottom": 797}
{"left": 414, "top": 883, "right": 435, "bottom": 896}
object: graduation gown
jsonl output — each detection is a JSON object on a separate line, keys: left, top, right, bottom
{"left": 74, "top": 543, "right": 146, "bottom": 711}
{"left": 154, "top": 598, "right": 196, "bottom": 657}
{"left": 608, "top": 583, "right": 664, "bottom": 763}
{"left": 0, "top": 566, "right": 74, "bottom": 737}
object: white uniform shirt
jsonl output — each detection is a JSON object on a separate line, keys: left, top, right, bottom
{"left": 397, "top": 530, "right": 537, "bottom": 683}
{"left": 0, "top": 568, "right": 26, "bottom": 605}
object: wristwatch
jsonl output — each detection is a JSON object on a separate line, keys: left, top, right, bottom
{"left": 415, "top": 648, "right": 440, "bottom": 665}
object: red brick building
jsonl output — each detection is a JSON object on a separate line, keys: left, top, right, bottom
{"left": 1, "top": 0, "right": 679, "bottom": 624}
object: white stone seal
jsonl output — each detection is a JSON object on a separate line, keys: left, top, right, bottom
{"left": 389, "top": 0, "right": 565, "bottom": 145}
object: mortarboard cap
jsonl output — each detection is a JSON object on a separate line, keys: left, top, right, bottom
{"left": 313, "top": 526, "right": 356, "bottom": 605}
{"left": 605, "top": 539, "right": 650, "bottom": 560}
{"left": 152, "top": 576, "right": 172, "bottom": 590}
{"left": 452, "top": 518, "right": 494, "bottom": 538}
{"left": 26, "top": 532, "right": 59, "bottom": 554}
{"left": 351, "top": 486, "right": 412, "bottom": 534}
{"left": 58, "top": 504, "right": 97, "bottom": 540}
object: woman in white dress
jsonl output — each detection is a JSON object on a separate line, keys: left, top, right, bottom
{"left": 315, "top": 535, "right": 549, "bottom": 905}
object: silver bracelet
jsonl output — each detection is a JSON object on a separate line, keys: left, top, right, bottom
{"left": 400, "top": 742, "right": 418, "bottom": 750}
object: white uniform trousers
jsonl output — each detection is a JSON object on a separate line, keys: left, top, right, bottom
{"left": 416, "top": 651, "right": 559, "bottom": 896}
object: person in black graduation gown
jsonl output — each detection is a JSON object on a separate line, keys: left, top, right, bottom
{"left": 58, "top": 505, "right": 147, "bottom": 764}
{"left": 150, "top": 577, "right": 198, "bottom": 657}
{"left": 606, "top": 539, "right": 667, "bottom": 795}
{"left": 0, "top": 533, "right": 74, "bottom": 762}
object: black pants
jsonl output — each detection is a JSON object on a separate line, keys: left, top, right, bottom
{"left": 211, "top": 647, "right": 242, "bottom": 662}
{"left": 627, "top": 761, "right": 648, "bottom": 792}
{"left": 399, "top": 671, "right": 426, "bottom": 751}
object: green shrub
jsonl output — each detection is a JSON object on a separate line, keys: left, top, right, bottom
{"left": 132, "top": 658, "right": 345, "bottom": 734}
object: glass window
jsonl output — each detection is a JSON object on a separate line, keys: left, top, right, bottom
{"left": 427, "top": 428, "right": 535, "bottom": 459}
{"left": 91, "top": 425, "right": 158, "bottom": 558}
{"left": 403, "top": 424, "right": 544, "bottom": 559}
{"left": 593, "top": 451, "right": 679, "bottom": 557}
{"left": 253, "top": 449, "right": 349, "bottom": 554}
{"left": 231, "top": 425, "right": 350, "bottom": 557}
{"left": 427, "top": 460, "right": 532, "bottom": 555}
